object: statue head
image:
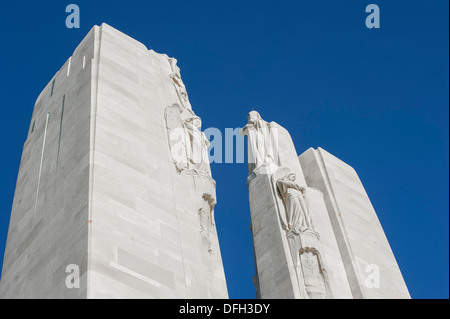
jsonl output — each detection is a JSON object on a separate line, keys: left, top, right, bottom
{"left": 248, "top": 110, "right": 262, "bottom": 121}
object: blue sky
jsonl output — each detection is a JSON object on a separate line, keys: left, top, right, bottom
{"left": 0, "top": 0, "right": 448, "bottom": 298}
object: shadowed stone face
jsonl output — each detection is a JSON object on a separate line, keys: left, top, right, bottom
{"left": 245, "top": 112, "right": 409, "bottom": 299}
{"left": 0, "top": 23, "right": 228, "bottom": 299}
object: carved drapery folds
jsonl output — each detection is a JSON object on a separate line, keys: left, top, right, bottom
{"left": 240, "top": 111, "right": 277, "bottom": 174}
{"left": 164, "top": 59, "right": 218, "bottom": 266}
{"left": 274, "top": 167, "right": 331, "bottom": 299}
{"left": 164, "top": 56, "right": 212, "bottom": 181}
{"left": 164, "top": 104, "right": 213, "bottom": 184}
{"left": 168, "top": 57, "right": 192, "bottom": 110}
{"left": 198, "top": 193, "right": 217, "bottom": 256}
{"left": 276, "top": 172, "right": 313, "bottom": 234}
{"left": 240, "top": 111, "right": 330, "bottom": 298}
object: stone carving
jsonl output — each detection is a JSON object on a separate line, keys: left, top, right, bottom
{"left": 166, "top": 103, "right": 217, "bottom": 268}
{"left": 276, "top": 171, "right": 313, "bottom": 234}
{"left": 165, "top": 104, "right": 189, "bottom": 172}
{"left": 185, "top": 113, "right": 211, "bottom": 176}
{"left": 164, "top": 104, "right": 212, "bottom": 181}
{"left": 168, "top": 57, "right": 192, "bottom": 110}
{"left": 299, "top": 247, "right": 329, "bottom": 299}
{"left": 240, "top": 111, "right": 277, "bottom": 172}
{"left": 198, "top": 193, "right": 217, "bottom": 255}
{"left": 273, "top": 167, "right": 331, "bottom": 299}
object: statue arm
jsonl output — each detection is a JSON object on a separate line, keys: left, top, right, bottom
{"left": 239, "top": 123, "right": 256, "bottom": 136}
{"left": 280, "top": 180, "right": 300, "bottom": 190}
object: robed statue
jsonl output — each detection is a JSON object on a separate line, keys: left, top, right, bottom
{"left": 276, "top": 172, "right": 313, "bottom": 234}
{"left": 240, "top": 111, "right": 277, "bottom": 171}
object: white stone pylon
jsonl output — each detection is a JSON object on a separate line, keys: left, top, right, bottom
{"left": 0, "top": 23, "right": 228, "bottom": 299}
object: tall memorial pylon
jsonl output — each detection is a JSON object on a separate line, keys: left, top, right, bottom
{"left": 0, "top": 24, "right": 228, "bottom": 299}
{"left": 241, "top": 111, "right": 410, "bottom": 299}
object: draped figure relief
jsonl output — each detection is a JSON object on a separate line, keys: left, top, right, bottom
{"left": 274, "top": 168, "right": 331, "bottom": 299}
{"left": 164, "top": 104, "right": 212, "bottom": 180}
{"left": 240, "top": 111, "right": 277, "bottom": 172}
{"left": 168, "top": 57, "right": 192, "bottom": 110}
{"left": 198, "top": 193, "right": 217, "bottom": 256}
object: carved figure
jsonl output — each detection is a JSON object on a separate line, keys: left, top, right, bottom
{"left": 168, "top": 57, "right": 191, "bottom": 109}
{"left": 240, "top": 111, "right": 276, "bottom": 170}
{"left": 276, "top": 172, "right": 313, "bottom": 234}
{"left": 165, "top": 104, "right": 211, "bottom": 176}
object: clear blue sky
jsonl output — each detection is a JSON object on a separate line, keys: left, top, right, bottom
{"left": 0, "top": 0, "right": 448, "bottom": 299}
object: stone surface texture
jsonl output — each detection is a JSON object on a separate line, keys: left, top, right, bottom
{"left": 298, "top": 147, "right": 410, "bottom": 299}
{"left": 243, "top": 113, "right": 351, "bottom": 299}
{"left": 0, "top": 24, "right": 228, "bottom": 299}
{"left": 243, "top": 112, "right": 410, "bottom": 299}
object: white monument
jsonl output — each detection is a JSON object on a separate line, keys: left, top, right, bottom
{"left": 242, "top": 111, "right": 410, "bottom": 299}
{"left": 0, "top": 24, "right": 228, "bottom": 299}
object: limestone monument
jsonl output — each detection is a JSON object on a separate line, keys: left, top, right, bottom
{"left": 0, "top": 22, "right": 411, "bottom": 300}
{"left": 242, "top": 112, "right": 410, "bottom": 299}
{"left": 0, "top": 24, "right": 228, "bottom": 299}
